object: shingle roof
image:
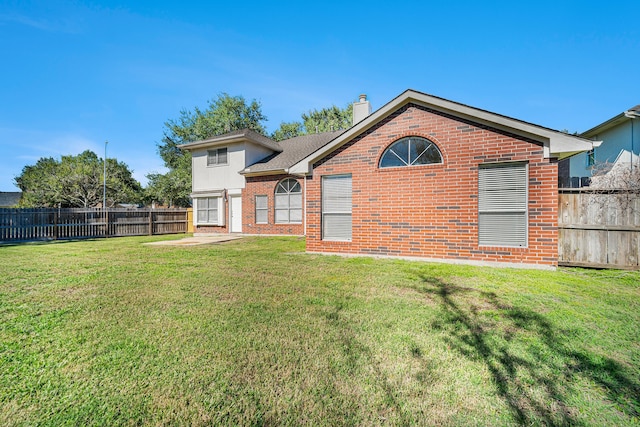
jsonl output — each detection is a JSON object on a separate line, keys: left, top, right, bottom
{"left": 242, "top": 130, "right": 344, "bottom": 174}
{"left": 179, "top": 128, "right": 282, "bottom": 153}
{"left": 0, "top": 192, "right": 22, "bottom": 207}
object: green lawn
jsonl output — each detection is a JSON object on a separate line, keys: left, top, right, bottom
{"left": 1, "top": 235, "right": 639, "bottom": 426}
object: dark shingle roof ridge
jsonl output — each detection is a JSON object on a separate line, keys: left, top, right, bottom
{"left": 0, "top": 191, "right": 22, "bottom": 207}
{"left": 279, "top": 129, "right": 345, "bottom": 145}
{"left": 240, "top": 128, "right": 281, "bottom": 149}
{"left": 243, "top": 130, "right": 345, "bottom": 173}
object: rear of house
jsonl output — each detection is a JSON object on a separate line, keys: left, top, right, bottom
{"left": 302, "top": 103, "right": 557, "bottom": 267}
{"left": 182, "top": 89, "right": 595, "bottom": 269}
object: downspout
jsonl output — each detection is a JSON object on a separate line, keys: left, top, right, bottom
{"left": 625, "top": 110, "right": 639, "bottom": 173}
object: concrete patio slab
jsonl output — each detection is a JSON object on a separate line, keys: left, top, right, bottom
{"left": 145, "top": 235, "right": 244, "bottom": 246}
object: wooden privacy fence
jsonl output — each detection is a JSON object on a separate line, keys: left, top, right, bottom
{"left": 558, "top": 190, "right": 640, "bottom": 269}
{"left": 0, "top": 208, "right": 190, "bottom": 242}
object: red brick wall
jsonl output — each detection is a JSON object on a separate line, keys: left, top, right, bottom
{"left": 305, "top": 104, "right": 559, "bottom": 267}
{"left": 243, "top": 174, "right": 304, "bottom": 235}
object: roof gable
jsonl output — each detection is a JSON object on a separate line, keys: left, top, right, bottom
{"left": 289, "top": 89, "right": 598, "bottom": 174}
{"left": 580, "top": 105, "right": 640, "bottom": 138}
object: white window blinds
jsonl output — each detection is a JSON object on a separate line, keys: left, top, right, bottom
{"left": 255, "top": 195, "right": 268, "bottom": 224}
{"left": 478, "top": 163, "right": 527, "bottom": 247}
{"left": 322, "top": 175, "right": 352, "bottom": 241}
{"left": 196, "top": 197, "right": 222, "bottom": 225}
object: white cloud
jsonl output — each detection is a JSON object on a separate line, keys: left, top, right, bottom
{"left": 0, "top": 12, "right": 80, "bottom": 33}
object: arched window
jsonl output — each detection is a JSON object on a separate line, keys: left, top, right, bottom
{"left": 275, "top": 178, "right": 302, "bottom": 223}
{"left": 379, "top": 136, "right": 443, "bottom": 168}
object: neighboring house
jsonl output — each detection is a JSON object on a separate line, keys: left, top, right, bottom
{"left": 0, "top": 192, "right": 22, "bottom": 207}
{"left": 180, "top": 89, "right": 595, "bottom": 269}
{"left": 560, "top": 105, "right": 639, "bottom": 187}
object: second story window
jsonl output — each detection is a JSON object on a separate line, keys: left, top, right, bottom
{"left": 587, "top": 149, "right": 595, "bottom": 167}
{"left": 207, "top": 147, "right": 228, "bottom": 166}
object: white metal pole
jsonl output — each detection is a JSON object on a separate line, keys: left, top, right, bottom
{"left": 103, "top": 140, "right": 108, "bottom": 208}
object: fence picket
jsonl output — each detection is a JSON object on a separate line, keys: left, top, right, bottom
{"left": 0, "top": 208, "right": 188, "bottom": 242}
{"left": 558, "top": 190, "right": 640, "bottom": 269}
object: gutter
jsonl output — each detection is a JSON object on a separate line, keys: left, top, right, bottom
{"left": 239, "top": 168, "right": 289, "bottom": 177}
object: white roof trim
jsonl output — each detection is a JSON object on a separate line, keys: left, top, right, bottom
{"left": 190, "top": 190, "right": 225, "bottom": 198}
{"left": 179, "top": 131, "right": 282, "bottom": 153}
{"left": 289, "top": 90, "right": 597, "bottom": 174}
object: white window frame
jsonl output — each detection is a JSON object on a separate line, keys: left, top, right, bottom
{"left": 478, "top": 162, "right": 528, "bottom": 247}
{"left": 207, "top": 147, "right": 228, "bottom": 166}
{"left": 255, "top": 195, "right": 268, "bottom": 224}
{"left": 322, "top": 174, "right": 352, "bottom": 241}
{"left": 379, "top": 136, "right": 443, "bottom": 168}
{"left": 275, "top": 178, "right": 302, "bottom": 224}
{"left": 194, "top": 196, "right": 225, "bottom": 226}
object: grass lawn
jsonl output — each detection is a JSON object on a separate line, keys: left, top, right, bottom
{"left": 1, "top": 235, "right": 639, "bottom": 426}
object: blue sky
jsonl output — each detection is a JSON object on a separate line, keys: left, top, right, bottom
{"left": 1, "top": 1, "right": 638, "bottom": 191}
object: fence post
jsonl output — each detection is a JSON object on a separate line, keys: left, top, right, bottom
{"left": 149, "top": 209, "right": 153, "bottom": 236}
{"left": 187, "top": 208, "right": 193, "bottom": 233}
{"left": 54, "top": 209, "right": 58, "bottom": 240}
{"left": 105, "top": 209, "right": 109, "bottom": 238}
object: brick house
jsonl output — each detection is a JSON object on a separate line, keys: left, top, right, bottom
{"left": 180, "top": 89, "right": 595, "bottom": 269}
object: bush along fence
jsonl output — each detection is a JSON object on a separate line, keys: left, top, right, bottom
{"left": 558, "top": 189, "right": 640, "bottom": 269}
{"left": 0, "top": 208, "right": 191, "bottom": 242}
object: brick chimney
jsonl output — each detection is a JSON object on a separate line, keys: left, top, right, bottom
{"left": 352, "top": 94, "right": 372, "bottom": 125}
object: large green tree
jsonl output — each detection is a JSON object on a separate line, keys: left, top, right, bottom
{"left": 158, "top": 93, "right": 267, "bottom": 170}
{"left": 271, "top": 103, "right": 353, "bottom": 141}
{"left": 149, "top": 93, "right": 267, "bottom": 206}
{"left": 15, "top": 150, "right": 143, "bottom": 208}
{"left": 145, "top": 166, "right": 191, "bottom": 208}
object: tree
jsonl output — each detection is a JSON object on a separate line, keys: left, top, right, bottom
{"left": 158, "top": 93, "right": 267, "bottom": 170}
{"left": 145, "top": 166, "right": 191, "bottom": 208}
{"left": 14, "top": 157, "right": 59, "bottom": 207}
{"left": 150, "top": 93, "right": 268, "bottom": 206}
{"left": 302, "top": 103, "right": 353, "bottom": 134}
{"left": 15, "top": 150, "right": 143, "bottom": 208}
{"left": 588, "top": 159, "right": 640, "bottom": 213}
{"left": 271, "top": 121, "right": 304, "bottom": 142}
{"left": 271, "top": 103, "right": 353, "bottom": 141}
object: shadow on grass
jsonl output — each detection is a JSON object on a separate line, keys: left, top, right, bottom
{"left": 324, "top": 301, "right": 412, "bottom": 425}
{"left": 0, "top": 237, "right": 103, "bottom": 247}
{"left": 414, "top": 275, "right": 639, "bottom": 426}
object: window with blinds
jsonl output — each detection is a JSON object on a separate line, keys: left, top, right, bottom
{"left": 207, "top": 147, "right": 228, "bottom": 166}
{"left": 196, "top": 197, "right": 222, "bottom": 225}
{"left": 322, "top": 174, "right": 352, "bottom": 241}
{"left": 255, "top": 195, "right": 268, "bottom": 224}
{"left": 478, "top": 162, "right": 528, "bottom": 247}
